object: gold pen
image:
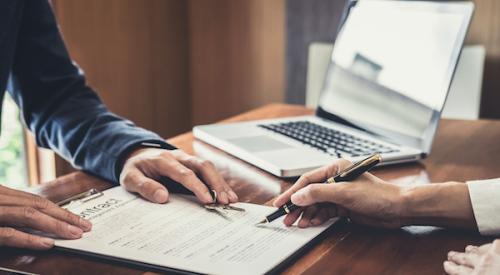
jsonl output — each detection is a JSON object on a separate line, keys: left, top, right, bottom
{"left": 257, "top": 154, "right": 382, "bottom": 225}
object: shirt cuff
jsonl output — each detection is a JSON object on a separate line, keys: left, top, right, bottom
{"left": 467, "top": 178, "right": 500, "bottom": 235}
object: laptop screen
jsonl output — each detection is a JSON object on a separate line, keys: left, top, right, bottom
{"left": 317, "top": 0, "right": 473, "bottom": 152}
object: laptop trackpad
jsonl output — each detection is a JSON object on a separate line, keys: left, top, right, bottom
{"left": 228, "top": 136, "right": 292, "bottom": 152}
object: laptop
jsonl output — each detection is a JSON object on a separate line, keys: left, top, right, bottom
{"left": 194, "top": 0, "right": 474, "bottom": 177}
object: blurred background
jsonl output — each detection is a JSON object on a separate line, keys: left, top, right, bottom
{"left": 1, "top": 0, "right": 499, "bottom": 188}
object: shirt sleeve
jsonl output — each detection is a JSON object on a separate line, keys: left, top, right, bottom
{"left": 7, "top": 0, "right": 176, "bottom": 183}
{"left": 467, "top": 178, "right": 500, "bottom": 235}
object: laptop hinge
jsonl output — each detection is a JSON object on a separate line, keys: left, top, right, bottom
{"left": 315, "top": 106, "right": 373, "bottom": 135}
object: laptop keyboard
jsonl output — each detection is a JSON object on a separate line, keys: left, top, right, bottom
{"left": 258, "top": 121, "right": 398, "bottom": 158}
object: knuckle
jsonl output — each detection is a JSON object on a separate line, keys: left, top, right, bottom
{"left": 122, "top": 172, "right": 135, "bottom": 183}
{"left": 139, "top": 180, "right": 155, "bottom": 194}
{"left": 26, "top": 234, "right": 37, "bottom": 245}
{"left": 0, "top": 227, "right": 16, "bottom": 240}
{"left": 299, "top": 173, "right": 312, "bottom": 184}
{"left": 127, "top": 173, "right": 145, "bottom": 187}
{"left": 337, "top": 158, "right": 353, "bottom": 168}
{"left": 455, "top": 254, "right": 466, "bottom": 263}
{"left": 64, "top": 210, "right": 79, "bottom": 224}
{"left": 199, "top": 159, "right": 214, "bottom": 169}
{"left": 22, "top": 207, "right": 38, "bottom": 220}
{"left": 55, "top": 220, "right": 66, "bottom": 233}
{"left": 179, "top": 169, "right": 195, "bottom": 180}
{"left": 34, "top": 196, "right": 51, "bottom": 210}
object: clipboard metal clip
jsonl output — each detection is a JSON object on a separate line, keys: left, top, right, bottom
{"left": 57, "top": 188, "right": 104, "bottom": 208}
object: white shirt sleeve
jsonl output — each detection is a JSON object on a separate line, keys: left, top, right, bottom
{"left": 467, "top": 178, "right": 500, "bottom": 235}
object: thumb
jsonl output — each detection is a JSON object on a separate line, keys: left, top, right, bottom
{"left": 291, "top": 183, "right": 343, "bottom": 206}
{"left": 121, "top": 169, "right": 169, "bottom": 204}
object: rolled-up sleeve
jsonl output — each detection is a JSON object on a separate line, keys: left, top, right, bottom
{"left": 467, "top": 178, "right": 500, "bottom": 235}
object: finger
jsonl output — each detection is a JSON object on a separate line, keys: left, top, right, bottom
{"left": 0, "top": 227, "right": 54, "bottom": 250}
{"left": 448, "top": 251, "right": 479, "bottom": 268}
{"left": 443, "top": 260, "right": 473, "bottom": 275}
{"left": 283, "top": 208, "right": 303, "bottom": 227}
{"left": 0, "top": 206, "right": 83, "bottom": 239}
{"left": 179, "top": 156, "right": 237, "bottom": 204}
{"left": 0, "top": 194, "right": 91, "bottom": 232}
{"left": 121, "top": 169, "right": 169, "bottom": 203}
{"left": 492, "top": 239, "right": 500, "bottom": 253}
{"left": 274, "top": 160, "right": 351, "bottom": 207}
{"left": 0, "top": 185, "right": 37, "bottom": 199}
{"left": 154, "top": 159, "right": 213, "bottom": 203}
{"left": 311, "top": 206, "right": 334, "bottom": 226}
{"left": 298, "top": 205, "right": 318, "bottom": 228}
{"left": 465, "top": 245, "right": 479, "bottom": 253}
{"left": 291, "top": 183, "right": 348, "bottom": 206}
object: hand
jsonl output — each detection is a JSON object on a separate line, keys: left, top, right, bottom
{"left": 273, "top": 159, "right": 405, "bottom": 228}
{"left": 120, "top": 148, "right": 238, "bottom": 205}
{"left": 0, "top": 185, "right": 92, "bottom": 250}
{"left": 444, "top": 240, "right": 500, "bottom": 275}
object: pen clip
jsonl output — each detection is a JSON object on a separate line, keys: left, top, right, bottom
{"left": 56, "top": 188, "right": 104, "bottom": 208}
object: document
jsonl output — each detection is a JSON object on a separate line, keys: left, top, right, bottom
{"left": 55, "top": 187, "right": 337, "bottom": 275}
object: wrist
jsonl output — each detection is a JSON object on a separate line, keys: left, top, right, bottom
{"left": 396, "top": 186, "right": 413, "bottom": 227}
{"left": 127, "top": 147, "right": 159, "bottom": 159}
{"left": 398, "top": 181, "right": 476, "bottom": 229}
{"left": 399, "top": 185, "right": 424, "bottom": 227}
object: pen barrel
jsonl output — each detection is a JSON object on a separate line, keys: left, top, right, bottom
{"left": 284, "top": 201, "right": 300, "bottom": 213}
{"left": 265, "top": 208, "right": 287, "bottom": 223}
{"left": 266, "top": 202, "right": 300, "bottom": 223}
{"left": 334, "top": 157, "right": 380, "bottom": 182}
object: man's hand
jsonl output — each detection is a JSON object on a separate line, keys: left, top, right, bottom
{"left": 444, "top": 240, "right": 500, "bottom": 275}
{"left": 0, "top": 185, "right": 92, "bottom": 250}
{"left": 273, "top": 159, "right": 405, "bottom": 228}
{"left": 120, "top": 148, "right": 238, "bottom": 205}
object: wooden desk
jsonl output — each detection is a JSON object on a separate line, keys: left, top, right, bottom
{"left": 0, "top": 104, "right": 496, "bottom": 274}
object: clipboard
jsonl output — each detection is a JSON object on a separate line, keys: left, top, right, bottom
{"left": 54, "top": 223, "right": 339, "bottom": 275}
{"left": 53, "top": 187, "right": 339, "bottom": 275}
{"left": 55, "top": 188, "right": 201, "bottom": 274}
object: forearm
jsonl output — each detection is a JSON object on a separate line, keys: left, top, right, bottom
{"left": 400, "top": 182, "right": 477, "bottom": 230}
{"left": 10, "top": 0, "right": 172, "bottom": 183}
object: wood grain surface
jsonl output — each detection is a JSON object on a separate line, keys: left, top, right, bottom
{"left": 0, "top": 104, "right": 496, "bottom": 275}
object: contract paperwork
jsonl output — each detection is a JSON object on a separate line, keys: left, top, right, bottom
{"left": 55, "top": 187, "right": 337, "bottom": 275}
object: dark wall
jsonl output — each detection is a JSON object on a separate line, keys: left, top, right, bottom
{"left": 50, "top": 0, "right": 286, "bottom": 177}
{"left": 285, "top": 0, "right": 347, "bottom": 104}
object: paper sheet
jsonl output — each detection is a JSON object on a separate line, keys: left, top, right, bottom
{"left": 55, "top": 187, "right": 337, "bottom": 275}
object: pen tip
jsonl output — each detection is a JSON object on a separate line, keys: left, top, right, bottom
{"left": 255, "top": 219, "right": 268, "bottom": 226}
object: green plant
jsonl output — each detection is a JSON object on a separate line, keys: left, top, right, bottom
{"left": 0, "top": 94, "right": 27, "bottom": 189}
